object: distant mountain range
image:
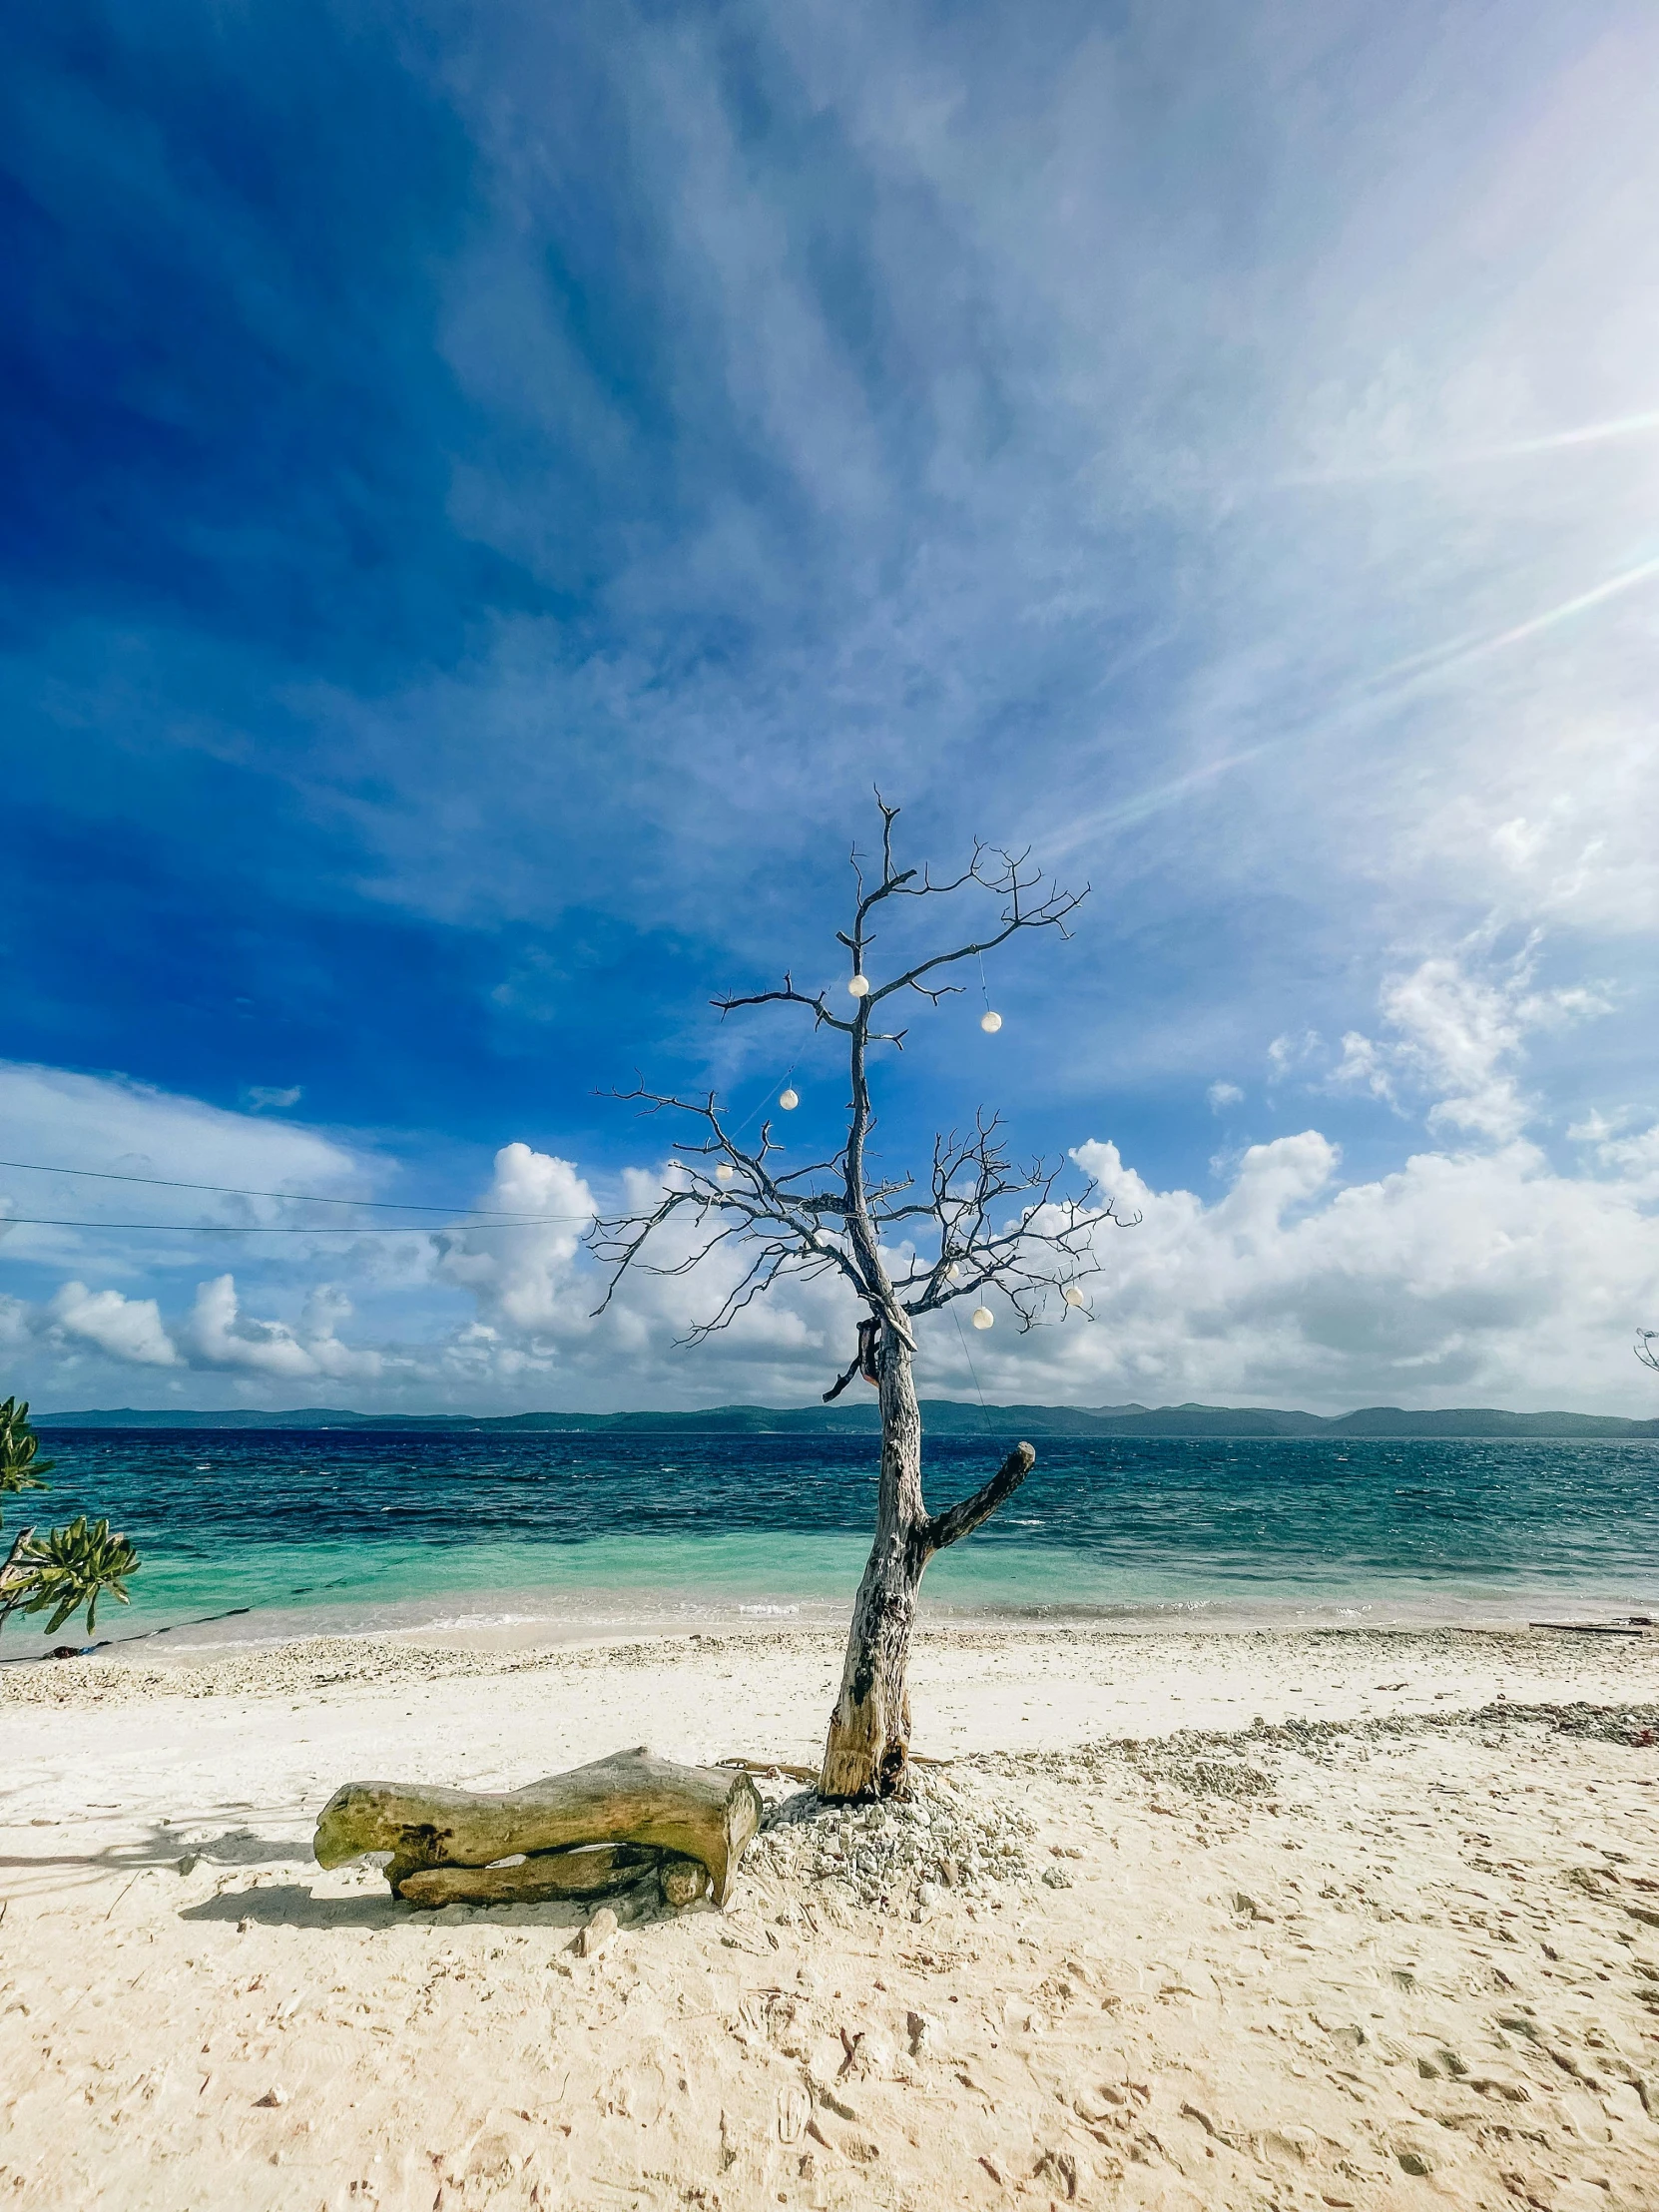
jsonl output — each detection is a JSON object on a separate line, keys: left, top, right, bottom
{"left": 35, "top": 1400, "right": 1659, "bottom": 1439}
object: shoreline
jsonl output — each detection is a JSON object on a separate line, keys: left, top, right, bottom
{"left": 7, "top": 1576, "right": 1659, "bottom": 1672}
{"left": 5, "top": 1615, "right": 1656, "bottom": 1719}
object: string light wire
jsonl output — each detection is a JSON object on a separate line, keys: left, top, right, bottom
{"left": 949, "top": 1297, "right": 994, "bottom": 1435}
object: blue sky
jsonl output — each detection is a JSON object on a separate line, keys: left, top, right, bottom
{"left": 3, "top": 0, "right": 1657, "bottom": 1412}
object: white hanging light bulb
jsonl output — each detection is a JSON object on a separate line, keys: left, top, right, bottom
{"left": 715, "top": 1162, "right": 735, "bottom": 1183}
{"left": 847, "top": 973, "right": 870, "bottom": 998}
{"left": 1063, "top": 1283, "right": 1085, "bottom": 1308}
{"left": 944, "top": 1261, "right": 961, "bottom": 1282}
{"left": 779, "top": 1087, "right": 799, "bottom": 1110}
{"left": 970, "top": 1304, "right": 994, "bottom": 1330}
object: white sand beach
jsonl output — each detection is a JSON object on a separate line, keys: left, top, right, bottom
{"left": 4, "top": 1624, "right": 1658, "bottom": 2210}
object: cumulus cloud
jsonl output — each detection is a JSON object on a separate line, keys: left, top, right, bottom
{"left": 428, "top": 1144, "right": 847, "bottom": 1391}
{"left": 10, "top": 1099, "right": 1659, "bottom": 1409}
{"left": 1330, "top": 941, "right": 1611, "bottom": 1139}
{"left": 1579, "top": 1118, "right": 1659, "bottom": 1187}
{"left": 433, "top": 1143, "right": 597, "bottom": 1340}
{"left": 2, "top": 1270, "right": 383, "bottom": 1387}
{"left": 991, "top": 1128, "right": 1659, "bottom": 1409}
{"left": 5, "top": 948, "right": 1656, "bottom": 1414}
{"left": 184, "top": 1276, "right": 381, "bottom": 1381}
{"left": 45, "top": 1282, "right": 179, "bottom": 1368}
{"left": 918, "top": 943, "right": 1647, "bottom": 1410}
{"left": 410, "top": 1099, "right": 1659, "bottom": 1414}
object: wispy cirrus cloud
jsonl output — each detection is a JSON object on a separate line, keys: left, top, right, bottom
{"left": 2, "top": 3, "right": 1656, "bottom": 1407}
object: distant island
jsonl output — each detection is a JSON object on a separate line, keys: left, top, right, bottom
{"left": 35, "top": 1400, "right": 1659, "bottom": 1439}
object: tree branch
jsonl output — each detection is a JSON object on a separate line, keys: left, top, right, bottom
{"left": 590, "top": 798, "right": 1118, "bottom": 1387}
{"left": 0, "top": 1524, "right": 36, "bottom": 1594}
{"left": 822, "top": 1319, "right": 880, "bottom": 1401}
{"left": 713, "top": 970, "right": 855, "bottom": 1034}
{"left": 921, "top": 1442, "right": 1035, "bottom": 1555}
{"left": 822, "top": 1355, "right": 863, "bottom": 1403}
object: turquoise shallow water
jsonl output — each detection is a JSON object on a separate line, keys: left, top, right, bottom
{"left": 14, "top": 1427, "right": 1659, "bottom": 1653}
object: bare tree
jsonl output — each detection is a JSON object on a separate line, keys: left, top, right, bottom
{"left": 1638, "top": 1331, "right": 1658, "bottom": 1375}
{"left": 591, "top": 799, "right": 1133, "bottom": 1800}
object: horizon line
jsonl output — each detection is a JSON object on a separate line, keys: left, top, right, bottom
{"left": 30, "top": 1395, "right": 1659, "bottom": 1426}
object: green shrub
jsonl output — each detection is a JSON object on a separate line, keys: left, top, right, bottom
{"left": 0, "top": 1396, "right": 142, "bottom": 1643}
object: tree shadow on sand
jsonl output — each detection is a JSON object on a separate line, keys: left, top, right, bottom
{"left": 1, "top": 1822, "right": 314, "bottom": 1880}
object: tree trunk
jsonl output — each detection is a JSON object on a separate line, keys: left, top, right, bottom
{"left": 819, "top": 1326, "right": 1038, "bottom": 1801}
{"left": 819, "top": 1322, "right": 929, "bottom": 1800}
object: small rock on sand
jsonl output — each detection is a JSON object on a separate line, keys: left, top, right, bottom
{"left": 660, "top": 1858, "right": 706, "bottom": 1908}
{"left": 576, "top": 1907, "right": 618, "bottom": 1957}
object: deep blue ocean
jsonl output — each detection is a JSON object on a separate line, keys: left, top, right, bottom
{"left": 11, "top": 1427, "right": 1657, "bottom": 1656}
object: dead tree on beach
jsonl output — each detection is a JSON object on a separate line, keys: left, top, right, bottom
{"left": 591, "top": 800, "right": 1132, "bottom": 1801}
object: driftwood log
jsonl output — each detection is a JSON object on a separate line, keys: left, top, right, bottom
{"left": 398, "top": 1844, "right": 711, "bottom": 1910}
{"left": 312, "top": 1746, "right": 762, "bottom": 1909}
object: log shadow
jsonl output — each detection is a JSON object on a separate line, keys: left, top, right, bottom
{"left": 181, "top": 1883, "right": 408, "bottom": 1931}
{"left": 180, "top": 1881, "right": 691, "bottom": 1934}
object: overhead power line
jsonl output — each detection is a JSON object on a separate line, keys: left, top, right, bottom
{"left": 0, "top": 1215, "right": 589, "bottom": 1233}
{"left": 0, "top": 1156, "right": 588, "bottom": 1223}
